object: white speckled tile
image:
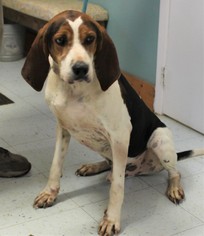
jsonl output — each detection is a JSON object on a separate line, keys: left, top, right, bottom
{"left": 0, "top": 208, "right": 98, "bottom": 236}
{"left": 83, "top": 188, "right": 202, "bottom": 236}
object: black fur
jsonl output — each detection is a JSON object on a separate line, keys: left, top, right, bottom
{"left": 118, "top": 74, "right": 166, "bottom": 157}
{"left": 177, "top": 150, "right": 193, "bottom": 161}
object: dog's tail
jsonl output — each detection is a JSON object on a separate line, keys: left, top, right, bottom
{"left": 177, "top": 149, "right": 204, "bottom": 161}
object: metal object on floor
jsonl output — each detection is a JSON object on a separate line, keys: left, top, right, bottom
{"left": 0, "top": 23, "right": 25, "bottom": 62}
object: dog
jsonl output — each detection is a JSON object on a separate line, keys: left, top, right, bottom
{"left": 21, "top": 10, "right": 204, "bottom": 236}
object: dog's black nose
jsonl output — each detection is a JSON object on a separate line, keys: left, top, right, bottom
{"left": 72, "top": 61, "right": 89, "bottom": 79}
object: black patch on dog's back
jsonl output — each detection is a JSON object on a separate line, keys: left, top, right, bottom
{"left": 118, "top": 74, "right": 166, "bottom": 157}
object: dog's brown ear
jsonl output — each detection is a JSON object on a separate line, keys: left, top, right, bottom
{"left": 94, "top": 27, "right": 121, "bottom": 91}
{"left": 21, "top": 26, "right": 50, "bottom": 91}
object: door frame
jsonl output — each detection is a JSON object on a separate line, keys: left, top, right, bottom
{"left": 154, "top": 0, "right": 170, "bottom": 114}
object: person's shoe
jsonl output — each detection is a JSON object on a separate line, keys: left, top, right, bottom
{"left": 0, "top": 147, "right": 31, "bottom": 177}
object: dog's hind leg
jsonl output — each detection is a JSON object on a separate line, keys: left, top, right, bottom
{"left": 125, "top": 150, "right": 164, "bottom": 177}
{"left": 34, "top": 123, "right": 70, "bottom": 208}
{"left": 147, "top": 127, "right": 184, "bottom": 204}
{"left": 76, "top": 160, "right": 111, "bottom": 176}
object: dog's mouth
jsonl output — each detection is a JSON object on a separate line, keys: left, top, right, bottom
{"left": 68, "top": 75, "right": 91, "bottom": 84}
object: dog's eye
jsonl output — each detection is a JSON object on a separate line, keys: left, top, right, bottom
{"left": 84, "top": 35, "right": 95, "bottom": 45}
{"left": 55, "top": 35, "right": 67, "bottom": 46}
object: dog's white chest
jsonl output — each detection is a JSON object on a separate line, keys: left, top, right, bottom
{"left": 57, "top": 101, "right": 111, "bottom": 157}
{"left": 45, "top": 71, "right": 131, "bottom": 159}
{"left": 46, "top": 82, "right": 112, "bottom": 158}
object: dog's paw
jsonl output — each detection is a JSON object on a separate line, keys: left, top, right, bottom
{"left": 75, "top": 164, "right": 98, "bottom": 176}
{"left": 33, "top": 188, "right": 59, "bottom": 208}
{"left": 166, "top": 185, "right": 185, "bottom": 204}
{"left": 98, "top": 212, "right": 120, "bottom": 236}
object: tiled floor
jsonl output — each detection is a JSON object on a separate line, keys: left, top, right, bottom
{"left": 0, "top": 59, "right": 204, "bottom": 236}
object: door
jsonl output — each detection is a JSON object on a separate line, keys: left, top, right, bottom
{"left": 155, "top": 0, "right": 204, "bottom": 134}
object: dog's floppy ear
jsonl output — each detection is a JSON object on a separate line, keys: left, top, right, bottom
{"left": 94, "top": 27, "right": 121, "bottom": 91}
{"left": 21, "top": 25, "right": 50, "bottom": 91}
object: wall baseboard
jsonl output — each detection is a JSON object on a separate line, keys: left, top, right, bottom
{"left": 123, "top": 71, "right": 155, "bottom": 111}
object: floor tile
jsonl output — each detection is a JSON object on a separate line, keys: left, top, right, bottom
{"left": 83, "top": 188, "right": 202, "bottom": 236}
{"left": 0, "top": 173, "right": 78, "bottom": 229}
{"left": 0, "top": 112, "right": 55, "bottom": 146}
{"left": 153, "top": 172, "right": 204, "bottom": 223}
{"left": 0, "top": 208, "right": 97, "bottom": 236}
{"left": 173, "top": 225, "right": 204, "bottom": 236}
{"left": 178, "top": 172, "right": 204, "bottom": 222}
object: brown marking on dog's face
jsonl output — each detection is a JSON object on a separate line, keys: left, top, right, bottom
{"left": 80, "top": 14, "right": 120, "bottom": 91}
{"left": 78, "top": 23, "right": 98, "bottom": 57}
{"left": 21, "top": 11, "right": 76, "bottom": 90}
{"left": 47, "top": 23, "right": 74, "bottom": 64}
{"left": 22, "top": 10, "right": 120, "bottom": 91}
{"left": 46, "top": 15, "right": 100, "bottom": 65}
{"left": 44, "top": 14, "right": 102, "bottom": 84}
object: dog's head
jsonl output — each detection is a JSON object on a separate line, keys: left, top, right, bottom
{"left": 21, "top": 10, "right": 120, "bottom": 91}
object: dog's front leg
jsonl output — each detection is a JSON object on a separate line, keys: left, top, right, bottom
{"left": 34, "top": 123, "right": 70, "bottom": 208}
{"left": 98, "top": 141, "right": 128, "bottom": 236}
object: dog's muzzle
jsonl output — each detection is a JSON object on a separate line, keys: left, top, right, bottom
{"left": 72, "top": 61, "right": 89, "bottom": 82}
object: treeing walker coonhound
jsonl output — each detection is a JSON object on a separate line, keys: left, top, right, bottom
{"left": 21, "top": 10, "right": 204, "bottom": 236}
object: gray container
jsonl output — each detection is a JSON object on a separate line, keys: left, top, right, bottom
{"left": 0, "top": 24, "right": 25, "bottom": 62}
